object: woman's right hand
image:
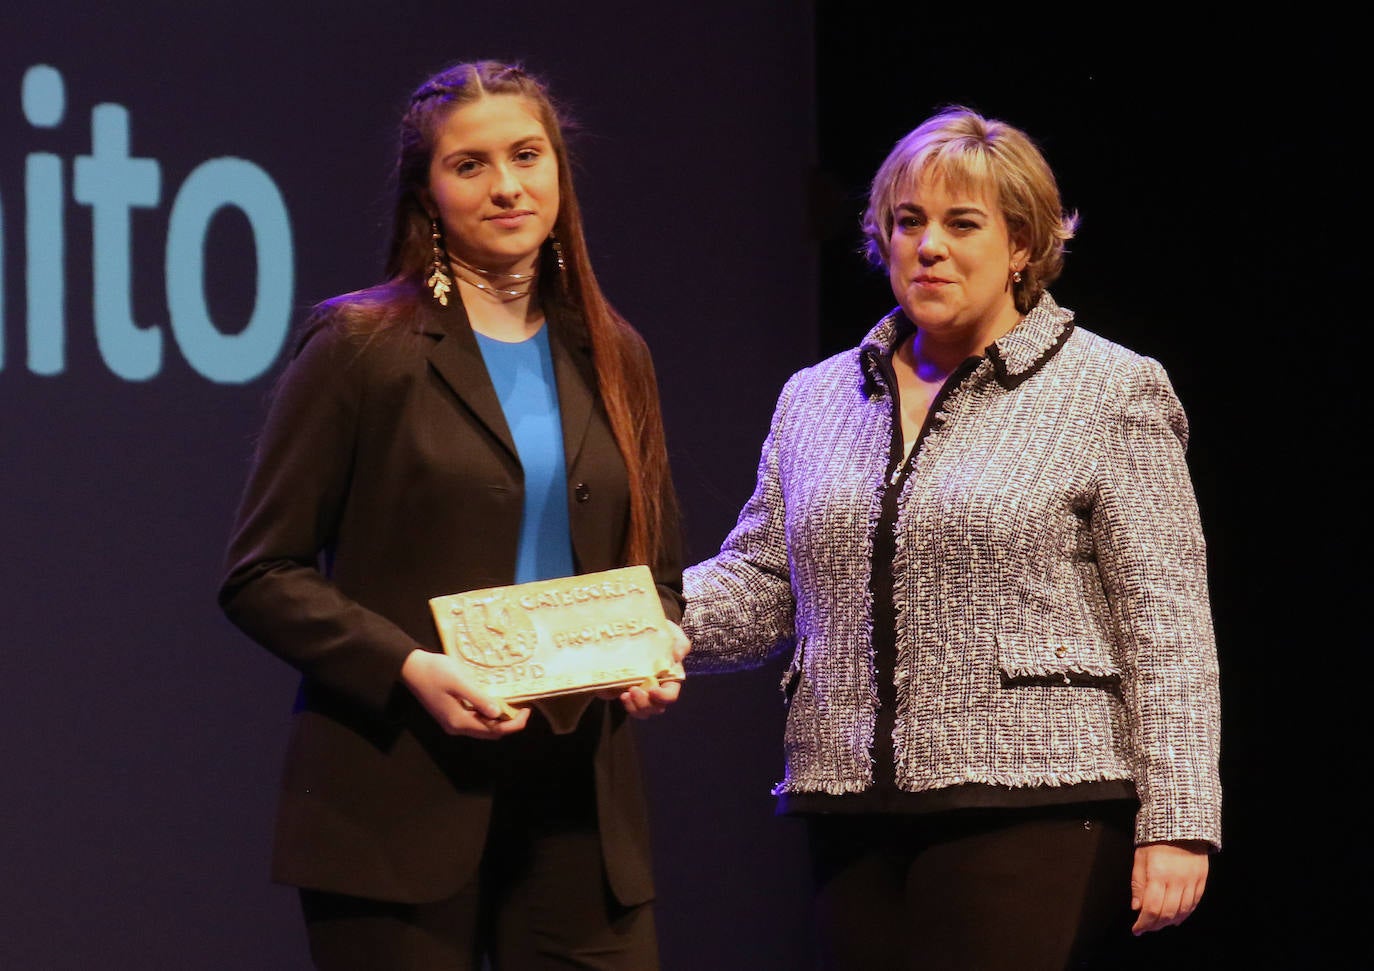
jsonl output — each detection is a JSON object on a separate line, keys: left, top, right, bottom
{"left": 400, "top": 649, "right": 530, "bottom": 738}
{"left": 1129, "top": 840, "right": 1210, "bottom": 934}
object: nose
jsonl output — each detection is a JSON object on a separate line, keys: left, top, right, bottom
{"left": 490, "top": 162, "right": 523, "bottom": 202}
{"left": 916, "top": 225, "right": 946, "bottom": 261}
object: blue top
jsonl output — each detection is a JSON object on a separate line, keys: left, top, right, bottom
{"left": 474, "top": 325, "right": 574, "bottom": 583}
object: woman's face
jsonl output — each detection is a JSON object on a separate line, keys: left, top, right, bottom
{"left": 425, "top": 95, "right": 560, "bottom": 273}
{"left": 886, "top": 168, "right": 1027, "bottom": 350}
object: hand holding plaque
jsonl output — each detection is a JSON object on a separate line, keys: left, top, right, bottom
{"left": 429, "top": 566, "right": 685, "bottom": 733}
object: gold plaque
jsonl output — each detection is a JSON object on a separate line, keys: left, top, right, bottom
{"left": 429, "top": 565, "right": 684, "bottom": 731}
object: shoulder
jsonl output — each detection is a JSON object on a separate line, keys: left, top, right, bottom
{"left": 780, "top": 346, "right": 864, "bottom": 401}
{"left": 1063, "top": 323, "right": 1144, "bottom": 364}
{"left": 274, "top": 282, "right": 432, "bottom": 394}
{"left": 589, "top": 314, "right": 666, "bottom": 395}
{"left": 1060, "top": 324, "right": 1187, "bottom": 443}
{"left": 589, "top": 305, "right": 665, "bottom": 376}
{"left": 811, "top": 344, "right": 866, "bottom": 376}
{"left": 298, "top": 283, "right": 430, "bottom": 357}
{"left": 305, "top": 281, "right": 424, "bottom": 339}
{"left": 752, "top": 347, "right": 865, "bottom": 431}
{"left": 1060, "top": 324, "right": 1175, "bottom": 393}
{"left": 608, "top": 316, "right": 654, "bottom": 364}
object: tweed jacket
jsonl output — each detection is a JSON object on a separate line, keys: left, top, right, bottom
{"left": 684, "top": 293, "right": 1222, "bottom": 848}
{"left": 220, "top": 280, "right": 683, "bottom": 904}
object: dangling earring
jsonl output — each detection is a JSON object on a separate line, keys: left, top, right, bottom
{"left": 549, "top": 232, "right": 569, "bottom": 295}
{"left": 1012, "top": 268, "right": 1023, "bottom": 285}
{"left": 427, "top": 218, "right": 453, "bottom": 306}
{"left": 550, "top": 232, "right": 567, "bottom": 273}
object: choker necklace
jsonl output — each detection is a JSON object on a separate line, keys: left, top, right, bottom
{"left": 448, "top": 252, "right": 535, "bottom": 280}
{"left": 447, "top": 251, "right": 536, "bottom": 301}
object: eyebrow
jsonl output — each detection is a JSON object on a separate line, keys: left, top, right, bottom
{"left": 894, "top": 202, "right": 988, "bottom": 217}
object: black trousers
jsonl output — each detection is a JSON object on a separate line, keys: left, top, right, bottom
{"left": 299, "top": 717, "right": 657, "bottom": 971}
{"left": 805, "top": 802, "right": 1137, "bottom": 971}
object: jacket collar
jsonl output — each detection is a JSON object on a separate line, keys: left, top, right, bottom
{"left": 860, "top": 291, "right": 1075, "bottom": 392}
{"left": 415, "top": 277, "right": 597, "bottom": 471}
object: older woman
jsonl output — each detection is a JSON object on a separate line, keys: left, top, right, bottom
{"left": 684, "top": 106, "right": 1221, "bottom": 969}
{"left": 219, "top": 61, "right": 685, "bottom": 970}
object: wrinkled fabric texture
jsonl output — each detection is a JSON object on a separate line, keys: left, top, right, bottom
{"left": 684, "top": 293, "right": 1222, "bottom": 848}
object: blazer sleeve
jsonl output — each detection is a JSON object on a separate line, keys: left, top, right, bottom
{"left": 217, "top": 318, "right": 420, "bottom": 716}
{"left": 682, "top": 370, "right": 802, "bottom": 673}
{"left": 1091, "top": 355, "right": 1223, "bottom": 849}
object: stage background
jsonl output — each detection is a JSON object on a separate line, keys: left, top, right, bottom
{"left": 813, "top": 11, "right": 1361, "bottom": 969}
{"left": 2, "top": 3, "right": 1357, "bottom": 968}
{"left": 3, "top": 3, "right": 814, "bottom": 968}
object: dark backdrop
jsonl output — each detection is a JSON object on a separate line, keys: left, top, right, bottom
{"left": 813, "top": 10, "right": 1362, "bottom": 968}
{"left": 3, "top": 3, "right": 1358, "bottom": 968}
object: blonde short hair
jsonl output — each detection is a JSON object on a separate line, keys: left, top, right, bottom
{"left": 862, "top": 106, "right": 1078, "bottom": 313}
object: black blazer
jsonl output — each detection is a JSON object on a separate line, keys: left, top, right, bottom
{"left": 219, "top": 279, "right": 683, "bottom": 905}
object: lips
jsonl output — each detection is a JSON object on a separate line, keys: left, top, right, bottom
{"left": 913, "top": 276, "right": 952, "bottom": 287}
{"left": 485, "top": 210, "right": 535, "bottom": 229}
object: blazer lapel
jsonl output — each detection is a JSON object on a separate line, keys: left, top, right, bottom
{"left": 548, "top": 308, "right": 595, "bottom": 472}
{"left": 418, "top": 293, "right": 520, "bottom": 463}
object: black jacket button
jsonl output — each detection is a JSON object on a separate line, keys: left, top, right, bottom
{"left": 574, "top": 483, "right": 591, "bottom": 503}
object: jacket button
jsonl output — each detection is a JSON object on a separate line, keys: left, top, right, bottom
{"left": 1053, "top": 645, "right": 1068, "bottom": 658}
{"left": 574, "top": 483, "right": 591, "bottom": 503}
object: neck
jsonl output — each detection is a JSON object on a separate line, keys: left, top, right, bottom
{"left": 908, "top": 308, "right": 1022, "bottom": 375}
{"left": 459, "top": 280, "right": 544, "bottom": 342}
{"left": 447, "top": 251, "right": 537, "bottom": 302}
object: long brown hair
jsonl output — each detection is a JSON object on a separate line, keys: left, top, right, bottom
{"left": 384, "top": 60, "right": 671, "bottom": 568}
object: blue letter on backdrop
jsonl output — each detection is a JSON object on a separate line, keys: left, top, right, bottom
{"left": 22, "top": 64, "right": 69, "bottom": 376}
{"left": 166, "top": 158, "right": 293, "bottom": 384}
{"left": 73, "top": 103, "right": 163, "bottom": 381}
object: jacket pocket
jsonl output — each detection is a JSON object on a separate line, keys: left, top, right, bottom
{"left": 779, "top": 635, "right": 806, "bottom": 705}
{"left": 995, "top": 632, "right": 1121, "bottom": 688}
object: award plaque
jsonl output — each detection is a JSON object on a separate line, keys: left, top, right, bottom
{"left": 429, "top": 565, "right": 684, "bottom": 733}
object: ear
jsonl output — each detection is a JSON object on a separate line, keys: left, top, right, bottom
{"left": 1009, "top": 230, "right": 1032, "bottom": 275}
{"left": 416, "top": 187, "right": 437, "bottom": 220}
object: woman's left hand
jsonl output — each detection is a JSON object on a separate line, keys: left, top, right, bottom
{"left": 1130, "top": 840, "right": 1210, "bottom": 934}
{"left": 598, "top": 621, "right": 691, "bottom": 719}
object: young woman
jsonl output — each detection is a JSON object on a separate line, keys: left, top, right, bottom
{"left": 219, "top": 60, "right": 685, "bottom": 970}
